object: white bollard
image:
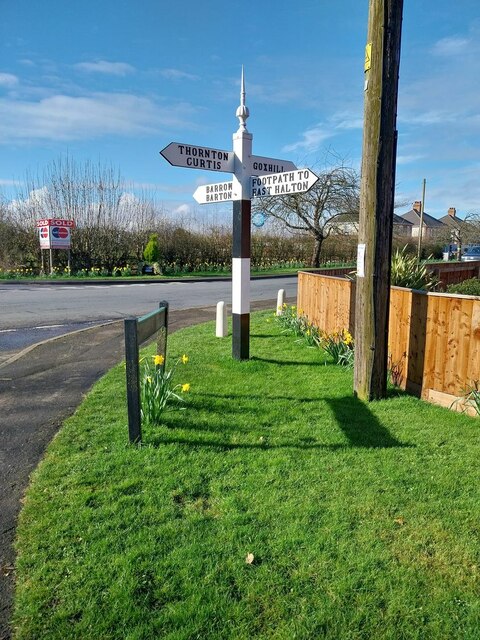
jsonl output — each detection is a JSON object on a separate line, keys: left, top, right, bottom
{"left": 276, "top": 289, "right": 286, "bottom": 316}
{"left": 216, "top": 301, "right": 228, "bottom": 337}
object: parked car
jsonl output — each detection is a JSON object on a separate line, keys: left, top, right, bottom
{"left": 461, "top": 246, "right": 480, "bottom": 262}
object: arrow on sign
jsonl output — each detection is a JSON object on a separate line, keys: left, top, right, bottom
{"left": 251, "top": 169, "right": 319, "bottom": 198}
{"left": 160, "top": 142, "right": 234, "bottom": 173}
{"left": 248, "top": 155, "right": 297, "bottom": 176}
{"left": 193, "top": 180, "right": 240, "bottom": 204}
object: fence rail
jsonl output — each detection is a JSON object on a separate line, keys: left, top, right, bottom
{"left": 298, "top": 272, "right": 480, "bottom": 411}
{"left": 308, "top": 259, "right": 480, "bottom": 291}
{"left": 124, "top": 301, "right": 169, "bottom": 443}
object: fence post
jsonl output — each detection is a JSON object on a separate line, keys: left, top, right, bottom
{"left": 124, "top": 317, "right": 142, "bottom": 444}
{"left": 158, "top": 300, "right": 169, "bottom": 374}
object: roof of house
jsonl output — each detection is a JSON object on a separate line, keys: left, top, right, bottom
{"left": 438, "top": 213, "right": 464, "bottom": 227}
{"left": 400, "top": 209, "right": 445, "bottom": 228}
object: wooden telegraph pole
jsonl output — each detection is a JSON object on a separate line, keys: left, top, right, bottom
{"left": 354, "top": 0, "right": 404, "bottom": 400}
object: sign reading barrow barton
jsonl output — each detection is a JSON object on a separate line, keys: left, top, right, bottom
{"left": 193, "top": 181, "right": 238, "bottom": 204}
{"left": 160, "top": 142, "right": 234, "bottom": 173}
{"left": 251, "top": 169, "right": 319, "bottom": 198}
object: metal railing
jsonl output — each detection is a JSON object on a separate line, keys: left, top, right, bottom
{"left": 124, "top": 300, "right": 169, "bottom": 443}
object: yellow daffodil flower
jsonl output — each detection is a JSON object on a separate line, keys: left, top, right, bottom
{"left": 181, "top": 354, "right": 189, "bottom": 365}
{"left": 153, "top": 354, "right": 165, "bottom": 366}
{"left": 181, "top": 383, "right": 190, "bottom": 392}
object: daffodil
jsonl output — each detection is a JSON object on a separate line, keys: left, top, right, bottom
{"left": 181, "top": 354, "right": 189, "bottom": 365}
{"left": 153, "top": 354, "right": 165, "bottom": 366}
{"left": 181, "top": 383, "right": 190, "bottom": 392}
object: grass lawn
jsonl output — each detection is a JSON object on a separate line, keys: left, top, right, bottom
{"left": 13, "top": 312, "right": 480, "bottom": 639}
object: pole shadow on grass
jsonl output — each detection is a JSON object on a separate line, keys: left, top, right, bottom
{"left": 250, "top": 356, "right": 333, "bottom": 367}
{"left": 326, "top": 395, "right": 408, "bottom": 448}
{"left": 145, "top": 393, "right": 412, "bottom": 450}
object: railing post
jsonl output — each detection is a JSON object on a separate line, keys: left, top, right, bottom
{"left": 124, "top": 317, "right": 142, "bottom": 444}
{"left": 157, "top": 300, "right": 169, "bottom": 374}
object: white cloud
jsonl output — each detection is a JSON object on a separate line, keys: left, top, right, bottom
{"left": 160, "top": 68, "right": 199, "bottom": 81}
{"left": 74, "top": 60, "right": 135, "bottom": 76}
{"left": 432, "top": 36, "right": 470, "bottom": 57}
{"left": 282, "top": 124, "right": 334, "bottom": 153}
{"left": 0, "top": 92, "right": 197, "bottom": 143}
{"left": 171, "top": 203, "right": 192, "bottom": 215}
{"left": 281, "top": 110, "right": 363, "bottom": 154}
{"left": 0, "top": 73, "right": 19, "bottom": 88}
{"left": 0, "top": 178, "right": 23, "bottom": 187}
{"left": 396, "top": 154, "right": 425, "bottom": 166}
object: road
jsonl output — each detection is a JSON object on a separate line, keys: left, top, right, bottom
{"left": 0, "top": 276, "right": 298, "bottom": 354}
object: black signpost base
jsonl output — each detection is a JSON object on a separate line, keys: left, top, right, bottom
{"left": 232, "top": 313, "right": 250, "bottom": 360}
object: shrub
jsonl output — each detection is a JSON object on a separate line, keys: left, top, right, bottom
{"left": 390, "top": 246, "right": 438, "bottom": 290}
{"left": 447, "top": 278, "right": 480, "bottom": 297}
{"left": 143, "top": 233, "right": 160, "bottom": 264}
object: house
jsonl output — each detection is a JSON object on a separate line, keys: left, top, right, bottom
{"left": 400, "top": 201, "right": 446, "bottom": 239}
{"left": 438, "top": 207, "right": 463, "bottom": 242}
{"left": 331, "top": 212, "right": 413, "bottom": 237}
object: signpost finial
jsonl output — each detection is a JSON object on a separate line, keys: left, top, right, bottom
{"left": 235, "top": 65, "right": 249, "bottom": 132}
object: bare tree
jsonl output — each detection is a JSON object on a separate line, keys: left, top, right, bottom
{"left": 254, "top": 163, "right": 360, "bottom": 267}
{"left": 10, "top": 156, "right": 158, "bottom": 272}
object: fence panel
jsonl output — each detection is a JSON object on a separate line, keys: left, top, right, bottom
{"left": 298, "top": 272, "right": 480, "bottom": 409}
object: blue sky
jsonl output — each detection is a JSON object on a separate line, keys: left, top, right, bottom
{"left": 1, "top": 0, "right": 479, "bottom": 221}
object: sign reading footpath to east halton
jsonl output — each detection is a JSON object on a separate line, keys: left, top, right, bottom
{"left": 251, "top": 169, "right": 319, "bottom": 198}
{"left": 159, "top": 67, "right": 318, "bottom": 361}
{"left": 160, "top": 142, "right": 234, "bottom": 173}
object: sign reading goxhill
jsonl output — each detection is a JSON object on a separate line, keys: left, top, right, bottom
{"left": 251, "top": 169, "right": 318, "bottom": 198}
{"left": 159, "top": 68, "right": 318, "bottom": 361}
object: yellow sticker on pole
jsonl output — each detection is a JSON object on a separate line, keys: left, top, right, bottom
{"left": 365, "top": 42, "right": 372, "bottom": 72}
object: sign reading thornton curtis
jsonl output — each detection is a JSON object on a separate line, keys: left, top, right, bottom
{"left": 160, "top": 142, "right": 234, "bottom": 173}
{"left": 251, "top": 169, "right": 319, "bottom": 198}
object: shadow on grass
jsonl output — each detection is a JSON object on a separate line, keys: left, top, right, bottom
{"left": 145, "top": 433, "right": 389, "bottom": 451}
{"left": 144, "top": 392, "right": 412, "bottom": 450}
{"left": 251, "top": 356, "right": 330, "bottom": 367}
{"left": 327, "top": 395, "right": 407, "bottom": 448}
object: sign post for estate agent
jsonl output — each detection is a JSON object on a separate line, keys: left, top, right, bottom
{"left": 160, "top": 68, "right": 318, "bottom": 360}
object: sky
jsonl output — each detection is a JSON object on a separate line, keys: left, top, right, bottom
{"left": 1, "top": 0, "right": 479, "bottom": 222}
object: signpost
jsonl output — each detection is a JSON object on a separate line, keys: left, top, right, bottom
{"left": 159, "top": 68, "right": 317, "bottom": 360}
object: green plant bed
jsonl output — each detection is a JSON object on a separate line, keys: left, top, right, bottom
{"left": 447, "top": 277, "right": 480, "bottom": 297}
{"left": 13, "top": 314, "right": 480, "bottom": 639}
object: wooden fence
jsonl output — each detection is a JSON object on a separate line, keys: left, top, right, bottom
{"left": 298, "top": 272, "right": 480, "bottom": 412}
{"left": 308, "top": 259, "right": 480, "bottom": 291}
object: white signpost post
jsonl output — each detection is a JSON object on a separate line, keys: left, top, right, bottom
{"left": 160, "top": 68, "right": 318, "bottom": 360}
